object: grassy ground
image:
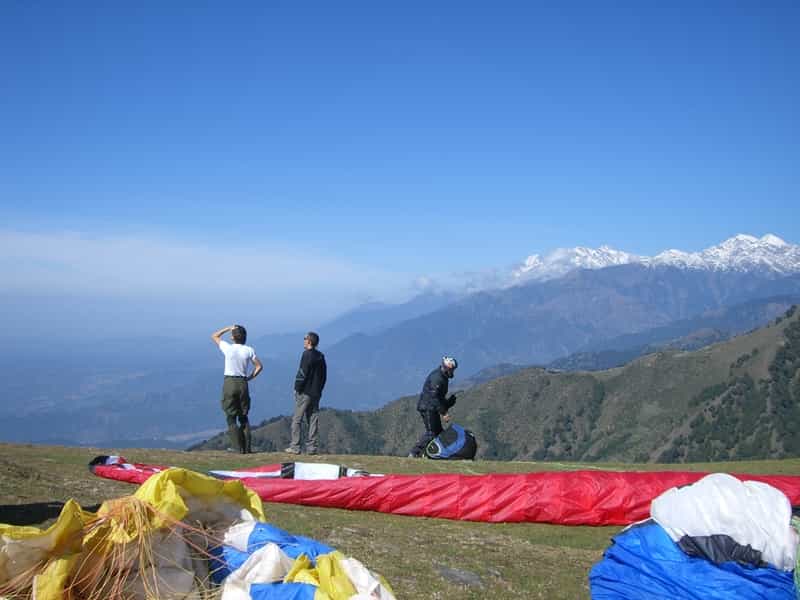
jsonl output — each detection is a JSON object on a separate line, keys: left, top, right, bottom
{"left": 2, "top": 443, "right": 798, "bottom": 599}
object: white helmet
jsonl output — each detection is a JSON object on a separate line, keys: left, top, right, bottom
{"left": 442, "top": 356, "right": 458, "bottom": 370}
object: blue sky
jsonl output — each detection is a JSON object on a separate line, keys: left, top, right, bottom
{"left": 1, "top": 1, "right": 798, "bottom": 338}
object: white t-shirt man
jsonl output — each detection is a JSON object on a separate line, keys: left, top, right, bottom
{"left": 219, "top": 340, "right": 258, "bottom": 377}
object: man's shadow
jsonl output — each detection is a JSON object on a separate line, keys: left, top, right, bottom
{"left": 0, "top": 502, "right": 102, "bottom": 527}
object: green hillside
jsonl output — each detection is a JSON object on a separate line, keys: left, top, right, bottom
{"left": 195, "top": 307, "right": 800, "bottom": 463}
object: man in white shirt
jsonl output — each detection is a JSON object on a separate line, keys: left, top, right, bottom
{"left": 211, "top": 324, "right": 263, "bottom": 453}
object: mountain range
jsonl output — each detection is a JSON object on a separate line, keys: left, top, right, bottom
{"left": 2, "top": 233, "right": 800, "bottom": 448}
{"left": 508, "top": 233, "right": 800, "bottom": 285}
{"left": 318, "top": 265, "right": 800, "bottom": 411}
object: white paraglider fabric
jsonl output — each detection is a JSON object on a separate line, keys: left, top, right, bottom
{"left": 220, "top": 544, "right": 295, "bottom": 600}
{"left": 651, "top": 472, "right": 798, "bottom": 571}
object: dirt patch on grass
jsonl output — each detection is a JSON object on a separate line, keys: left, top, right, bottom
{"left": 0, "top": 456, "right": 40, "bottom": 483}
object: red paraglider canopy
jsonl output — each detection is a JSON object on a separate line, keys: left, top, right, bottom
{"left": 89, "top": 456, "right": 800, "bottom": 526}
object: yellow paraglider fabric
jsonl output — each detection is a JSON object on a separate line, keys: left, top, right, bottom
{"left": 129, "top": 466, "right": 265, "bottom": 526}
{"left": 0, "top": 499, "right": 86, "bottom": 599}
{"left": 1, "top": 467, "right": 393, "bottom": 600}
{"left": 282, "top": 551, "right": 357, "bottom": 599}
{"left": 0, "top": 468, "right": 264, "bottom": 600}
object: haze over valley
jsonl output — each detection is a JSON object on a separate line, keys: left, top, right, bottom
{"left": 4, "top": 234, "right": 799, "bottom": 455}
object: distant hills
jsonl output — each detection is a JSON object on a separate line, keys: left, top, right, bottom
{"left": 193, "top": 306, "right": 800, "bottom": 463}
{"left": 3, "top": 234, "right": 800, "bottom": 448}
{"left": 547, "top": 294, "right": 800, "bottom": 371}
{"left": 318, "top": 266, "right": 800, "bottom": 411}
{"left": 252, "top": 291, "right": 458, "bottom": 358}
{"left": 268, "top": 234, "right": 800, "bottom": 414}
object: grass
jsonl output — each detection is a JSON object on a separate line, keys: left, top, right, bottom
{"left": 1, "top": 442, "right": 798, "bottom": 599}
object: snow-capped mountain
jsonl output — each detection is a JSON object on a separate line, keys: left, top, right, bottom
{"left": 511, "top": 245, "right": 643, "bottom": 283}
{"left": 648, "top": 234, "right": 799, "bottom": 274}
{"left": 510, "top": 234, "right": 800, "bottom": 285}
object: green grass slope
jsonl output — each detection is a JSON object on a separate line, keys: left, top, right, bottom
{"left": 2, "top": 443, "right": 798, "bottom": 599}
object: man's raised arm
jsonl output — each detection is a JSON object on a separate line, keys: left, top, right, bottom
{"left": 211, "top": 325, "right": 235, "bottom": 346}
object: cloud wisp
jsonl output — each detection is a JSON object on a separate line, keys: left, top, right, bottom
{"left": 0, "top": 229, "right": 415, "bottom": 337}
{"left": 0, "top": 229, "right": 406, "bottom": 298}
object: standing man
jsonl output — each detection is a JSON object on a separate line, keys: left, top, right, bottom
{"left": 286, "top": 331, "right": 327, "bottom": 455}
{"left": 211, "top": 324, "right": 262, "bottom": 454}
{"left": 408, "top": 356, "right": 458, "bottom": 458}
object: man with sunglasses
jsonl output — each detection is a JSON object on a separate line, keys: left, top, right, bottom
{"left": 286, "top": 331, "right": 327, "bottom": 455}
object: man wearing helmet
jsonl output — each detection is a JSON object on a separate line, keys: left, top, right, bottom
{"left": 407, "top": 356, "right": 458, "bottom": 458}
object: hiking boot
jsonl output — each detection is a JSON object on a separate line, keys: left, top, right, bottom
{"left": 284, "top": 447, "right": 301, "bottom": 454}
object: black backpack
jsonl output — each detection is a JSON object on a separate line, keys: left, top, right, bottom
{"left": 425, "top": 423, "right": 477, "bottom": 460}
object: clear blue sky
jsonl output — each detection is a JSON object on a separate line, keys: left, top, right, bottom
{"left": 1, "top": 1, "right": 798, "bottom": 338}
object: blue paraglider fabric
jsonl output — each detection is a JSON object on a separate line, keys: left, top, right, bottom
{"left": 438, "top": 424, "right": 466, "bottom": 458}
{"left": 247, "top": 522, "right": 333, "bottom": 559}
{"left": 210, "top": 522, "right": 334, "bottom": 584}
{"left": 589, "top": 521, "right": 796, "bottom": 599}
{"left": 249, "top": 582, "right": 318, "bottom": 599}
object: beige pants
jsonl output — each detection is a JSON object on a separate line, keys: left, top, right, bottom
{"left": 289, "top": 392, "right": 320, "bottom": 453}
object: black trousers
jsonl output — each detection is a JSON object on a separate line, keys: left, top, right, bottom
{"left": 409, "top": 409, "right": 443, "bottom": 457}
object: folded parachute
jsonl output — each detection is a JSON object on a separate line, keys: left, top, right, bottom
{"left": 589, "top": 522, "right": 796, "bottom": 599}
{"left": 0, "top": 467, "right": 394, "bottom": 600}
{"left": 212, "top": 521, "right": 394, "bottom": 599}
{"left": 652, "top": 473, "right": 798, "bottom": 571}
{"left": 589, "top": 473, "right": 800, "bottom": 599}
{"left": 425, "top": 423, "right": 477, "bottom": 460}
{"left": 90, "top": 455, "right": 800, "bottom": 526}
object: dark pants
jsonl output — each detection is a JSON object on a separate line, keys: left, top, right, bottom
{"left": 221, "top": 376, "right": 251, "bottom": 453}
{"left": 409, "top": 409, "right": 443, "bottom": 457}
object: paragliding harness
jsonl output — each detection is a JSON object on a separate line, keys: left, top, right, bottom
{"left": 425, "top": 423, "right": 477, "bottom": 460}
